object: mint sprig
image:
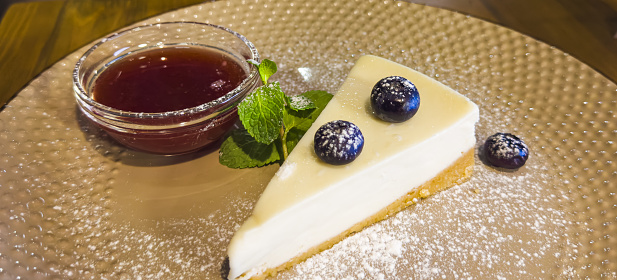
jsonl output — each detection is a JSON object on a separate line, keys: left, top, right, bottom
{"left": 219, "top": 59, "right": 333, "bottom": 169}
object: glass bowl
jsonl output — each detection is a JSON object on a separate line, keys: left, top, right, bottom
{"left": 73, "top": 21, "right": 260, "bottom": 155}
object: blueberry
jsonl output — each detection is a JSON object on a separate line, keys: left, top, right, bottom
{"left": 370, "top": 76, "right": 420, "bottom": 123}
{"left": 314, "top": 120, "right": 364, "bottom": 165}
{"left": 483, "top": 133, "right": 529, "bottom": 169}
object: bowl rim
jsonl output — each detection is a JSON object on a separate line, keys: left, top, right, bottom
{"left": 72, "top": 21, "right": 260, "bottom": 120}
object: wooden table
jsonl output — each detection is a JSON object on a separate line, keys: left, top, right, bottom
{"left": 2, "top": 0, "right": 617, "bottom": 107}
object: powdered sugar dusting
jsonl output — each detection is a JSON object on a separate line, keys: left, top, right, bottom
{"left": 276, "top": 156, "right": 570, "bottom": 279}
{"left": 276, "top": 161, "right": 297, "bottom": 181}
{"left": 289, "top": 95, "right": 314, "bottom": 110}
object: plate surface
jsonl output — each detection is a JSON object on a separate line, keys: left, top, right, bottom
{"left": 1, "top": 0, "right": 616, "bottom": 278}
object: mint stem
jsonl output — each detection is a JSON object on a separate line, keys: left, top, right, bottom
{"left": 280, "top": 126, "right": 288, "bottom": 160}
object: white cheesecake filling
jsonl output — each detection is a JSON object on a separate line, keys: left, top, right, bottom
{"left": 228, "top": 55, "right": 479, "bottom": 279}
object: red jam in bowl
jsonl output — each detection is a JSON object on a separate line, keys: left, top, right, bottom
{"left": 73, "top": 22, "right": 259, "bottom": 155}
{"left": 93, "top": 47, "right": 247, "bottom": 113}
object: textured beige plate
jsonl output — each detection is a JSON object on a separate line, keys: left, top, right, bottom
{"left": 1, "top": 0, "right": 616, "bottom": 278}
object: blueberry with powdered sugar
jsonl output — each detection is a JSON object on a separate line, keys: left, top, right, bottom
{"left": 314, "top": 120, "right": 364, "bottom": 165}
{"left": 483, "top": 133, "right": 529, "bottom": 169}
{"left": 370, "top": 76, "right": 420, "bottom": 122}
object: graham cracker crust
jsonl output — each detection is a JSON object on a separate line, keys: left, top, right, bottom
{"left": 240, "top": 148, "right": 475, "bottom": 280}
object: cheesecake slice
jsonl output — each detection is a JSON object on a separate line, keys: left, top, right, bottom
{"left": 227, "top": 55, "right": 479, "bottom": 279}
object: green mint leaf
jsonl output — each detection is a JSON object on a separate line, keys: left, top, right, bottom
{"left": 282, "top": 90, "right": 333, "bottom": 153}
{"left": 249, "top": 59, "right": 276, "bottom": 84}
{"left": 219, "top": 128, "right": 281, "bottom": 168}
{"left": 247, "top": 59, "right": 277, "bottom": 84}
{"left": 259, "top": 59, "right": 277, "bottom": 84}
{"left": 288, "top": 95, "right": 316, "bottom": 111}
{"left": 238, "top": 82, "right": 287, "bottom": 144}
